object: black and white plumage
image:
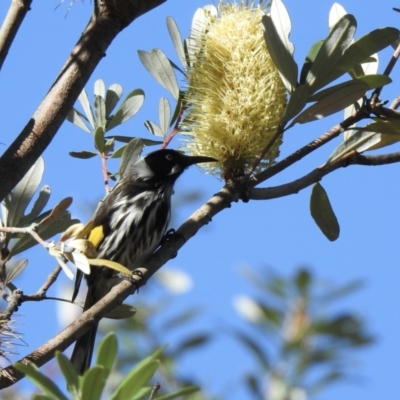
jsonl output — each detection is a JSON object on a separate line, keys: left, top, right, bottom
{"left": 70, "top": 149, "right": 215, "bottom": 374}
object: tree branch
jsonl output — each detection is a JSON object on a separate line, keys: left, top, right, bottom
{"left": 0, "top": 183, "right": 238, "bottom": 387}
{"left": 248, "top": 151, "right": 400, "bottom": 200}
{"left": 0, "top": 0, "right": 32, "bottom": 71}
{"left": 0, "top": 0, "right": 166, "bottom": 203}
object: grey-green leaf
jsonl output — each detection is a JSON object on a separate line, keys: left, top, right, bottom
{"left": 119, "top": 138, "right": 144, "bottom": 177}
{"left": 94, "top": 95, "right": 106, "bottom": 129}
{"left": 306, "top": 15, "right": 357, "bottom": 93}
{"left": 262, "top": 13, "right": 298, "bottom": 93}
{"left": 144, "top": 120, "right": 164, "bottom": 137}
{"left": 299, "top": 40, "right": 324, "bottom": 84}
{"left": 81, "top": 366, "right": 106, "bottom": 400}
{"left": 55, "top": 352, "right": 79, "bottom": 395}
{"left": 4, "top": 157, "right": 44, "bottom": 228}
{"left": 156, "top": 386, "right": 200, "bottom": 400}
{"left": 66, "top": 108, "right": 91, "bottom": 133}
{"left": 159, "top": 97, "right": 171, "bottom": 135}
{"left": 78, "top": 88, "right": 96, "bottom": 129}
{"left": 19, "top": 185, "right": 51, "bottom": 226}
{"left": 167, "top": 16, "right": 186, "bottom": 68}
{"left": 105, "top": 83, "right": 123, "bottom": 118}
{"left": 310, "top": 183, "right": 340, "bottom": 241}
{"left": 96, "top": 332, "right": 117, "bottom": 374}
{"left": 94, "top": 79, "right": 106, "bottom": 99}
{"left": 14, "top": 363, "right": 69, "bottom": 400}
{"left": 94, "top": 126, "right": 105, "bottom": 153}
{"left": 69, "top": 151, "right": 98, "bottom": 159}
{"left": 138, "top": 49, "right": 179, "bottom": 99}
{"left": 106, "top": 89, "right": 144, "bottom": 131}
{"left": 5, "top": 258, "right": 28, "bottom": 285}
{"left": 283, "top": 84, "right": 309, "bottom": 123}
{"left": 292, "top": 80, "right": 369, "bottom": 125}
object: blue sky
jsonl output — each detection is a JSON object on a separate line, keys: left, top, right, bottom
{"left": 1, "top": 0, "right": 400, "bottom": 399}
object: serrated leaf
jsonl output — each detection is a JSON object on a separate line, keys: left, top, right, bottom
{"left": 94, "top": 79, "right": 106, "bottom": 99}
{"left": 5, "top": 258, "right": 28, "bottom": 285}
{"left": 94, "top": 95, "right": 106, "bottom": 129}
{"left": 105, "top": 304, "right": 136, "bottom": 319}
{"left": 159, "top": 97, "right": 171, "bottom": 135}
{"left": 14, "top": 363, "right": 69, "bottom": 400}
{"left": 144, "top": 120, "right": 164, "bottom": 137}
{"left": 119, "top": 138, "right": 144, "bottom": 177}
{"left": 55, "top": 352, "right": 79, "bottom": 396}
{"left": 167, "top": 16, "right": 186, "bottom": 68}
{"left": 107, "top": 89, "right": 144, "bottom": 131}
{"left": 78, "top": 88, "right": 96, "bottom": 129}
{"left": 19, "top": 185, "right": 51, "bottom": 226}
{"left": 4, "top": 157, "right": 44, "bottom": 228}
{"left": 310, "top": 183, "right": 340, "bottom": 241}
{"left": 94, "top": 126, "right": 105, "bottom": 153}
{"left": 96, "top": 332, "right": 117, "bottom": 373}
{"left": 138, "top": 49, "right": 179, "bottom": 99}
{"left": 105, "top": 83, "right": 123, "bottom": 118}
{"left": 81, "top": 365, "right": 106, "bottom": 400}
{"left": 69, "top": 151, "right": 98, "bottom": 159}
{"left": 262, "top": 12, "right": 297, "bottom": 93}
{"left": 156, "top": 386, "right": 200, "bottom": 400}
{"left": 306, "top": 15, "right": 357, "bottom": 93}
{"left": 283, "top": 84, "right": 309, "bottom": 123}
{"left": 292, "top": 80, "right": 369, "bottom": 125}
{"left": 66, "top": 108, "right": 91, "bottom": 133}
{"left": 110, "top": 346, "right": 165, "bottom": 400}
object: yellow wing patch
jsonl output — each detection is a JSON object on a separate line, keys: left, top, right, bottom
{"left": 88, "top": 225, "right": 105, "bottom": 248}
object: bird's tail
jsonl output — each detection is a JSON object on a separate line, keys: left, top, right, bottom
{"left": 70, "top": 280, "right": 100, "bottom": 375}
{"left": 70, "top": 323, "right": 98, "bottom": 375}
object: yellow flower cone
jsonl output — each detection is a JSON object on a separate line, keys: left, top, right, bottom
{"left": 182, "top": 1, "right": 287, "bottom": 180}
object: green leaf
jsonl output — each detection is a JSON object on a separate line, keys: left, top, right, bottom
{"left": 283, "top": 84, "right": 309, "bottom": 123}
{"left": 156, "top": 386, "right": 200, "bottom": 400}
{"left": 306, "top": 15, "right": 357, "bottom": 93}
{"left": 262, "top": 9, "right": 298, "bottom": 93}
{"left": 78, "top": 88, "right": 96, "bottom": 129}
{"left": 110, "top": 144, "right": 127, "bottom": 159}
{"left": 299, "top": 40, "right": 324, "bottom": 84}
{"left": 144, "top": 120, "right": 164, "bottom": 137}
{"left": 5, "top": 258, "right": 28, "bottom": 285}
{"left": 10, "top": 214, "right": 79, "bottom": 257}
{"left": 161, "top": 308, "right": 203, "bottom": 331}
{"left": 138, "top": 49, "right": 179, "bottom": 99}
{"left": 69, "top": 151, "right": 98, "bottom": 159}
{"left": 110, "top": 347, "right": 165, "bottom": 400}
{"left": 94, "top": 79, "right": 106, "bottom": 100}
{"left": 96, "top": 332, "right": 117, "bottom": 374}
{"left": 174, "top": 334, "right": 210, "bottom": 355}
{"left": 105, "top": 83, "right": 123, "bottom": 118}
{"left": 106, "top": 135, "right": 162, "bottom": 146}
{"left": 167, "top": 16, "right": 186, "bottom": 68}
{"left": 94, "top": 95, "right": 106, "bottom": 129}
{"left": 357, "top": 73, "right": 392, "bottom": 88}
{"left": 4, "top": 157, "right": 44, "bottom": 228}
{"left": 55, "top": 352, "right": 79, "bottom": 396}
{"left": 14, "top": 362, "right": 69, "bottom": 400}
{"left": 81, "top": 366, "right": 106, "bottom": 400}
{"left": 94, "top": 126, "right": 105, "bottom": 153}
{"left": 130, "top": 387, "right": 152, "bottom": 400}
{"left": 32, "top": 395, "right": 54, "bottom": 400}
{"left": 170, "top": 90, "right": 184, "bottom": 126}
{"left": 105, "top": 304, "right": 137, "bottom": 319}
{"left": 159, "top": 97, "right": 171, "bottom": 135}
{"left": 328, "top": 129, "right": 381, "bottom": 163}
{"left": 295, "top": 269, "right": 311, "bottom": 296}
{"left": 19, "top": 185, "right": 51, "bottom": 226}
{"left": 310, "top": 183, "right": 340, "bottom": 241}
{"left": 107, "top": 89, "right": 145, "bottom": 131}
{"left": 104, "top": 138, "right": 115, "bottom": 155}
{"left": 292, "top": 80, "right": 369, "bottom": 125}
{"left": 119, "top": 138, "right": 144, "bottom": 177}
{"left": 66, "top": 108, "right": 91, "bottom": 133}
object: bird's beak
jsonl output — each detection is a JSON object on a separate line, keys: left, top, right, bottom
{"left": 183, "top": 154, "right": 217, "bottom": 167}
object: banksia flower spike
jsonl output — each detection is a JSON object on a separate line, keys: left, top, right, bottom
{"left": 182, "top": 0, "right": 287, "bottom": 180}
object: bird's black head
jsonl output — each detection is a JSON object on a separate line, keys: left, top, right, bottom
{"left": 136, "top": 149, "right": 216, "bottom": 181}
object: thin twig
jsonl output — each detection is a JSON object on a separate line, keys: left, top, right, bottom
{"left": 0, "top": 226, "right": 49, "bottom": 248}
{"left": 35, "top": 265, "right": 62, "bottom": 297}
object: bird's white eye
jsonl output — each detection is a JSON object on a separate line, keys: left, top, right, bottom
{"left": 165, "top": 154, "right": 174, "bottom": 161}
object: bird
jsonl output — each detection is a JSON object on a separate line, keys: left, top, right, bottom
{"left": 70, "top": 149, "right": 216, "bottom": 374}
